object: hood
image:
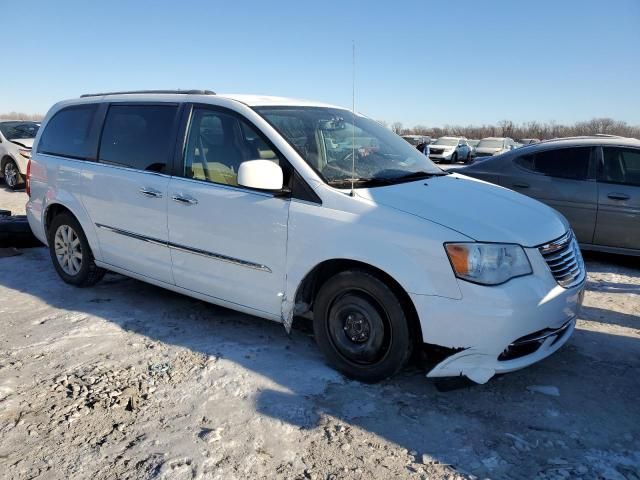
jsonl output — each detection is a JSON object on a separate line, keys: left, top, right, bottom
{"left": 474, "top": 146, "right": 501, "bottom": 154}
{"left": 10, "top": 138, "right": 34, "bottom": 148}
{"left": 356, "top": 174, "right": 568, "bottom": 247}
{"left": 430, "top": 144, "right": 456, "bottom": 150}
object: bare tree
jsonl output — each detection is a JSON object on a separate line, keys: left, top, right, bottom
{"left": 0, "top": 112, "right": 44, "bottom": 121}
{"left": 386, "top": 117, "right": 640, "bottom": 141}
{"left": 391, "top": 122, "right": 404, "bottom": 134}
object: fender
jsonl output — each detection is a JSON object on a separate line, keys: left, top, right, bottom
{"left": 280, "top": 190, "right": 470, "bottom": 330}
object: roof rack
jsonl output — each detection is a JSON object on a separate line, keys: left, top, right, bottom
{"left": 80, "top": 89, "right": 216, "bottom": 98}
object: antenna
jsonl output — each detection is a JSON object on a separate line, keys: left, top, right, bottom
{"left": 350, "top": 41, "right": 356, "bottom": 197}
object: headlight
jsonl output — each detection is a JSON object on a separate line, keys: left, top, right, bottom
{"left": 18, "top": 148, "right": 31, "bottom": 159}
{"left": 445, "top": 243, "right": 532, "bottom": 285}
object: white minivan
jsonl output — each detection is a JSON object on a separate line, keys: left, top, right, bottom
{"left": 26, "top": 91, "right": 585, "bottom": 384}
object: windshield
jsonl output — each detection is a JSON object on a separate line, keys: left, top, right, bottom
{"left": 254, "top": 107, "right": 443, "bottom": 187}
{"left": 478, "top": 139, "right": 504, "bottom": 149}
{"left": 433, "top": 138, "right": 459, "bottom": 146}
{"left": 468, "top": 140, "right": 480, "bottom": 147}
{"left": 0, "top": 121, "right": 39, "bottom": 141}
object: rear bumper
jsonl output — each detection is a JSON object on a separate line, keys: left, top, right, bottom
{"left": 411, "top": 246, "right": 585, "bottom": 383}
{"left": 26, "top": 198, "right": 47, "bottom": 245}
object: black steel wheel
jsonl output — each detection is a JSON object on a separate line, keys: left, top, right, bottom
{"left": 313, "top": 270, "right": 412, "bottom": 383}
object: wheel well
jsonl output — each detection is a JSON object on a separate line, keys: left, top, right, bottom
{"left": 294, "top": 259, "right": 423, "bottom": 345}
{"left": 45, "top": 204, "right": 74, "bottom": 235}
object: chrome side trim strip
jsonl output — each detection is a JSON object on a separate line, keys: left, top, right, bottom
{"left": 95, "top": 223, "right": 271, "bottom": 273}
{"left": 95, "top": 223, "right": 167, "bottom": 247}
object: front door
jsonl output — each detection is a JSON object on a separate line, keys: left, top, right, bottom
{"left": 594, "top": 146, "right": 640, "bottom": 250}
{"left": 167, "top": 105, "right": 289, "bottom": 318}
{"left": 80, "top": 103, "right": 180, "bottom": 284}
{"left": 504, "top": 146, "right": 598, "bottom": 243}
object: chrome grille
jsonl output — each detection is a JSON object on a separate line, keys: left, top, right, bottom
{"left": 539, "top": 231, "right": 585, "bottom": 288}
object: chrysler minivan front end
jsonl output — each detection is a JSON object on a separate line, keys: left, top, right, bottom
{"left": 415, "top": 232, "right": 584, "bottom": 383}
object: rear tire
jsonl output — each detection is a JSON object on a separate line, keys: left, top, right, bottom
{"left": 313, "top": 270, "right": 412, "bottom": 383}
{"left": 48, "top": 212, "right": 105, "bottom": 287}
{"left": 3, "top": 159, "right": 22, "bottom": 190}
{"left": 450, "top": 152, "right": 458, "bottom": 164}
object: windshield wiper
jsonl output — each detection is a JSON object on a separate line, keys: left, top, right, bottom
{"left": 390, "top": 170, "right": 450, "bottom": 182}
{"left": 327, "top": 178, "right": 387, "bottom": 188}
{"left": 327, "top": 171, "right": 449, "bottom": 189}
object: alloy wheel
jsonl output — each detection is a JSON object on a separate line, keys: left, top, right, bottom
{"left": 54, "top": 225, "right": 83, "bottom": 275}
{"left": 4, "top": 162, "right": 18, "bottom": 188}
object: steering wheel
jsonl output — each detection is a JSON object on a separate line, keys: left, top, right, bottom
{"left": 339, "top": 149, "right": 361, "bottom": 165}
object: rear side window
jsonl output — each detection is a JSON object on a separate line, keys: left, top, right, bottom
{"left": 514, "top": 147, "right": 591, "bottom": 180}
{"left": 99, "top": 104, "right": 178, "bottom": 172}
{"left": 601, "top": 147, "right": 640, "bottom": 186}
{"left": 38, "top": 104, "right": 99, "bottom": 159}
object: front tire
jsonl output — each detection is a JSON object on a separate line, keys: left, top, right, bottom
{"left": 48, "top": 212, "right": 105, "bottom": 287}
{"left": 3, "top": 159, "right": 22, "bottom": 190}
{"left": 313, "top": 270, "right": 412, "bottom": 383}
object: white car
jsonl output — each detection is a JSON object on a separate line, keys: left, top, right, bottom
{"left": 26, "top": 91, "right": 585, "bottom": 384}
{"left": 428, "top": 136, "right": 471, "bottom": 163}
{"left": 0, "top": 121, "right": 39, "bottom": 189}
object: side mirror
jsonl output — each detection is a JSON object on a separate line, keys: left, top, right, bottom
{"left": 237, "top": 159, "right": 284, "bottom": 191}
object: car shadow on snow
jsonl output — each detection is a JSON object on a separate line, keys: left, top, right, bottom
{"left": 1, "top": 247, "right": 639, "bottom": 479}
{"left": 582, "top": 250, "right": 640, "bottom": 271}
{"left": 580, "top": 305, "right": 639, "bottom": 329}
{"left": 585, "top": 279, "right": 640, "bottom": 296}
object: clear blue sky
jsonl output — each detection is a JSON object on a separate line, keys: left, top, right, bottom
{"left": 2, "top": 0, "right": 639, "bottom": 126}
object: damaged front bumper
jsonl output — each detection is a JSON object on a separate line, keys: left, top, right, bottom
{"left": 410, "top": 247, "right": 585, "bottom": 384}
{"left": 425, "top": 317, "right": 576, "bottom": 384}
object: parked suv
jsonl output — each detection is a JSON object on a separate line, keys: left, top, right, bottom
{"left": 428, "top": 136, "right": 471, "bottom": 163}
{"left": 473, "top": 137, "right": 516, "bottom": 159}
{"left": 27, "top": 91, "right": 585, "bottom": 384}
{"left": 0, "top": 120, "right": 40, "bottom": 189}
{"left": 402, "top": 135, "right": 430, "bottom": 156}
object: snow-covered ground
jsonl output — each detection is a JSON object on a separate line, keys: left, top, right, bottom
{"left": 0, "top": 185, "right": 27, "bottom": 215}
{"left": 0, "top": 189, "right": 639, "bottom": 480}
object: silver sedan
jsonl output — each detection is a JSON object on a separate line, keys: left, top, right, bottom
{"left": 460, "top": 136, "right": 640, "bottom": 256}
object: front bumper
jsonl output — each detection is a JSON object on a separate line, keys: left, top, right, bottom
{"left": 429, "top": 152, "right": 453, "bottom": 161}
{"left": 411, "top": 246, "right": 585, "bottom": 383}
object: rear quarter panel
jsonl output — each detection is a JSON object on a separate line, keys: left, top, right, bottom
{"left": 26, "top": 154, "right": 102, "bottom": 260}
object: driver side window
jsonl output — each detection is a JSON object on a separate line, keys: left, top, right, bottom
{"left": 183, "top": 108, "right": 283, "bottom": 187}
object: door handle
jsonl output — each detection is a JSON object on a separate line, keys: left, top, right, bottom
{"left": 607, "top": 193, "right": 630, "bottom": 201}
{"left": 139, "top": 187, "right": 163, "bottom": 198}
{"left": 172, "top": 194, "right": 198, "bottom": 205}
{"left": 513, "top": 183, "right": 529, "bottom": 189}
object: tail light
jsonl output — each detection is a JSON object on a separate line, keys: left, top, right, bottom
{"left": 26, "top": 159, "right": 31, "bottom": 197}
